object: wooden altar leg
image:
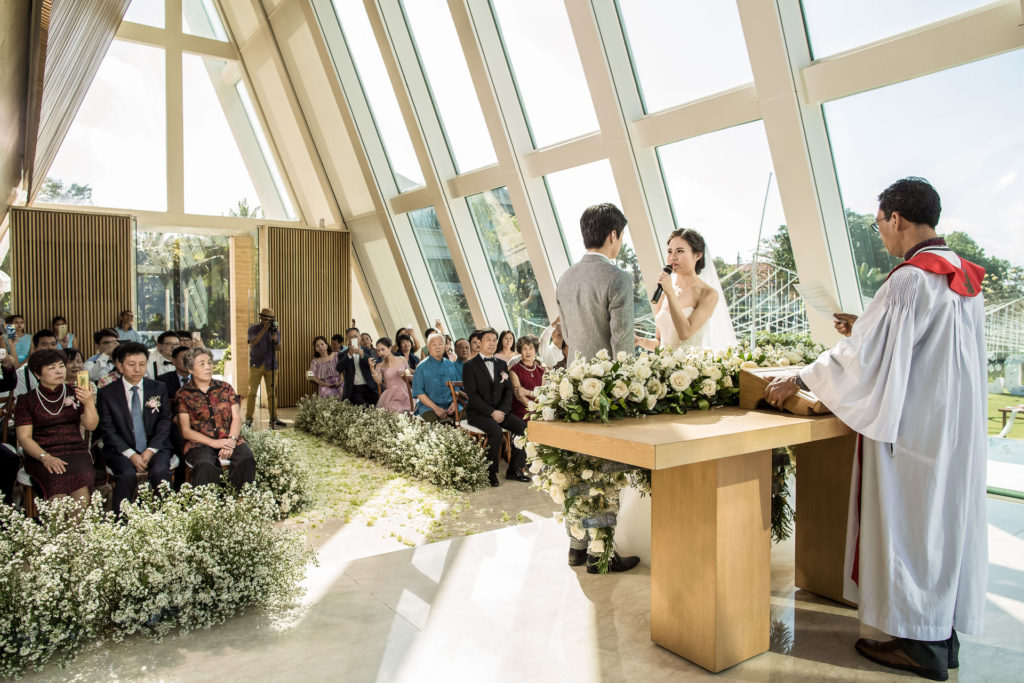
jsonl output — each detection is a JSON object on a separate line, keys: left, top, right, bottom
{"left": 793, "top": 434, "right": 856, "bottom": 606}
{"left": 650, "top": 450, "right": 771, "bottom": 673}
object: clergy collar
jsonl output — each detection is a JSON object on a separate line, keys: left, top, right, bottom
{"left": 904, "top": 236, "right": 946, "bottom": 261}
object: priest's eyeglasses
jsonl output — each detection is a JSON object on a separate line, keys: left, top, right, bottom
{"left": 871, "top": 212, "right": 895, "bottom": 233}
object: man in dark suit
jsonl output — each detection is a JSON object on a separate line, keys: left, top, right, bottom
{"left": 462, "top": 328, "right": 529, "bottom": 488}
{"left": 336, "top": 327, "right": 378, "bottom": 405}
{"left": 156, "top": 345, "right": 190, "bottom": 489}
{"left": 97, "top": 341, "right": 173, "bottom": 515}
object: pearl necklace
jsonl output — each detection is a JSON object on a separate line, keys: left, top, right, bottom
{"left": 519, "top": 362, "right": 542, "bottom": 379}
{"left": 35, "top": 383, "right": 68, "bottom": 417}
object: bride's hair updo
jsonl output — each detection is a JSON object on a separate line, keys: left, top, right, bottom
{"left": 667, "top": 228, "right": 707, "bottom": 274}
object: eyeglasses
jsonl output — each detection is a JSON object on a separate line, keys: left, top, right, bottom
{"left": 871, "top": 212, "right": 895, "bottom": 233}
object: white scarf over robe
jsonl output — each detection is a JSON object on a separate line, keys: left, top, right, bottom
{"left": 800, "top": 247, "right": 987, "bottom": 641}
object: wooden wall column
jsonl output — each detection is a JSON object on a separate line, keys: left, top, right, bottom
{"left": 229, "top": 234, "right": 255, "bottom": 393}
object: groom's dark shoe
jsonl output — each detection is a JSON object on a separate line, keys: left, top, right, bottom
{"left": 855, "top": 637, "right": 948, "bottom": 681}
{"left": 947, "top": 630, "right": 959, "bottom": 669}
{"left": 586, "top": 552, "right": 640, "bottom": 574}
{"left": 568, "top": 547, "right": 587, "bottom": 567}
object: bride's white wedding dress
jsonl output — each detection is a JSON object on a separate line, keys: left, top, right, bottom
{"left": 617, "top": 271, "right": 737, "bottom": 564}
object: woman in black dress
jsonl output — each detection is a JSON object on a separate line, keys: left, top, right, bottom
{"left": 15, "top": 348, "right": 98, "bottom": 505}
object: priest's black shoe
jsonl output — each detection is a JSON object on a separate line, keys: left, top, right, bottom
{"left": 488, "top": 473, "right": 500, "bottom": 487}
{"left": 586, "top": 552, "right": 640, "bottom": 574}
{"left": 854, "top": 637, "right": 948, "bottom": 681}
{"left": 568, "top": 547, "right": 587, "bottom": 567}
{"left": 947, "top": 630, "right": 959, "bottom": 669}
{"left": 505, "top": 471, "right": 530, "bottom": 482}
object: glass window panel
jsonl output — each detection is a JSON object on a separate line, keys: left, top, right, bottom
{"left": 657, "top": 121, "right": 798, "bottom": 338}
{"left": 544, "top": 160, "right": 653, "bottom": 335}
{"left": 402, "top": 0, "right": 497, "bottom": 173}
{"left": 183, "top": 54, "right": 262, "bottom": 217}
{"left": 183, "top": 0, "right": 229, "bottom": 41}
{"left": 136, "top": 232, "right": 231, "bottom": 350}
{"left": 801, "top": 0, "right": 994, "bottom": 59}
{"left": 332, "top": 0, "right": 425, "bottom": 191}
{"left": 45, "top": 40, "right": 166, "bottom": 211}
{"left": 617, "top": 0, "right": 752, "bottom": 113}
{"left": 407, "top": 207, "right": 475, "bottom": 338}
{"left": 466, "top": 187, "right": 548, "bottom": 335}
{"left": 123, "top": 0, "right": 164, "bottom": 28}
{"left": 490, "top": 0, "right": 599, "bottom": 148}
{"left": 235, "top": 82, "right": 297, "bottom": 220}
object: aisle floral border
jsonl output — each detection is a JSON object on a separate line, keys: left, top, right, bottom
{"left": 523, "top": 335, "right": 825, "bottom": 573}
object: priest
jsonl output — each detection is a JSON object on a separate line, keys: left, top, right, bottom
{"left": 765, "top": 177, "right": 987, "bottom": 682}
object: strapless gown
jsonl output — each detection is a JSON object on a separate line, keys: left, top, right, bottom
{"left": 655, "top": 304, "right": 711, "bottom": 349}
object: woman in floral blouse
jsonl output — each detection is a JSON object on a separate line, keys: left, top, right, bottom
{"left": 176, "top": 347, "right": 255, "bottom": 489}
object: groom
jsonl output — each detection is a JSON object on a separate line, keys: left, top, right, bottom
{"left": 555, "top": 202, "right": 639, "bottom": 573}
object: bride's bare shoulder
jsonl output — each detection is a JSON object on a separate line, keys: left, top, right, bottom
{"left": 697, "top": 281, "right": 719, "bottom": 305}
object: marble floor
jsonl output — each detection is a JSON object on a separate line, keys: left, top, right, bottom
{"left": 20, "top": 491, "right": 1024, "bottom": 682}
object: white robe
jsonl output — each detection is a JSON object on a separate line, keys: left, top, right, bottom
{"left": 801, "top": 248, "right": 988, "bottom": 641}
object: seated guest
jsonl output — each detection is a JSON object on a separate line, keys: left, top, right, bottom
{"left": 176, "top": 347, "right": 254, "bottom": 489}
{"left": 309, "top": 336, "right": 342, "bottom": 399}
{"left": 0, "top": 353, "right": 18, "bottom": 503}
{"left": 62, "top": 348, "right": 90, "bottom": 387}
{"left": 175, "top": 330, "right": 194, "bottom": 349}
{"left": 330, "top": 334, "right": 345, "bottom": 354}
{"left": 5, "top": 313, "right": 30, "bottom": 365}
{"left": 495, "top": 330, "right": 517, "bottom": 364}
{"left": 419, "top": 319, "right": 447, "bottom": 357}
{"left": 452, "top": 338, "right": 470, "bottom": 379}
{"left": 412, "top": 333, "right": 461, "bottom": 422}
{"left": 462, "top": 328, "right": 529, "bottom": 486}
{"left": 157, "top": 345, "right": 191, "bottom": 487}
{"left": 337, "top": 327, "right": 378, "bottom": 405}
{"left": 15, "top": 330, "right": 60, "bottom": 397}
{"left": 371, "top": 337, "right": 412, "bottom": 413}
{"left": 116, "top": 310, "right": 143, "bottom": 343}
{"left": 538, "top": 316, "right": 566, "bottom": 369}
{"left": 14, "top": 349, "right": 98, "bottom": 505}
{"left": 467, "top": 330, "right": 483, "bottom": 359}
{"left": 359, "top": 332, "right": 374, "bottom": 350}
{"left": 97, "top": 341, "right": 173, "bottom": 515}
{"left": 509, "top": 335, "right": 545, "bottom": 421}
{"left": 395, "top": 334, "right": 419, "bottom": 371}
{"left": 146, "top": 331, "right": 180, "bottom": 379}
{"left": 84, "top": 328, "right": 120, "bottom": 384}
{"left": 52, "top": 315, "right": 77, "bottom": 350}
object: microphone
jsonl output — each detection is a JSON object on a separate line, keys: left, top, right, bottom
{"left": 650, "top": 265, "right": 674, "bottom": 304}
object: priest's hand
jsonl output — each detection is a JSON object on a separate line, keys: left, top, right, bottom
{"left": 833, "top": 313, "right": 857, "bottom": 337}
{"left": 764, "top": 376, "right": 800, "bottom": 409}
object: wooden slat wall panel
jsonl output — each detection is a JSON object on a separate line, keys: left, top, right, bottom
{"left": 267, "top": 226, "right": 350, "bottom": 407}
{"left": 10, "top": 207, "right": 133, "bottom": 360}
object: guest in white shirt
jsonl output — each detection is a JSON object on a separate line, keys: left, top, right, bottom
{"left": 115, "top": 310, "right": 143, "bottom": 343}
{"left": 146, "top": 331, "right": 180, "bottom": 379}
{"left": 538, "top": 317, "right": 566, "bottom": 369}
{"left": 83, "top": 329, "right": 120, "bottom": 385}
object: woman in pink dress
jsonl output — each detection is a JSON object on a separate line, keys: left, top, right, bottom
{"left": 371, "top": 337, "right": 412, "bottom": 413}
{"left": 309, "top": 336, "right": 342, "bottom": 399}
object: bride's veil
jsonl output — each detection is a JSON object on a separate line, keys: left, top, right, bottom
{"left": 699, "top": 248, "right": 738, "bottom": 350}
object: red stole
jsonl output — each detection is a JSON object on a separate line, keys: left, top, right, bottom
{"left": 886, "top": 250, "right": 985, "bottom": 297}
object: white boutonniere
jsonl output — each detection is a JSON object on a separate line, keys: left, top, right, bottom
{"left": 145, "top": 396, "right": 161, "bottom": 413}
{"left": 500, "top": 371, "right": 509, "bottom": 383}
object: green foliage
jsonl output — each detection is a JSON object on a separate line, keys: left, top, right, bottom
{"left": 759, "top": 224, "right": 796, "bottom": 272}
{"left": 944, "top": 231, "right": 1024, "bottom": 304}
{"left": 227, "top": 198, "right": 263, "bottom": 219}
{"left": 0, "top": 485, "right": 312, "bottom": 678}
{"left": 294, "top": 396, "right": 491, "bottom": 492}
{"left": 38, "top": 177, "right": 94, "bottom": 205}
{"left": 616, "top": 242, "right": 655, "bottom": 336}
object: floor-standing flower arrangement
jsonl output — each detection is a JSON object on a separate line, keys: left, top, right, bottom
{"left": 525, "top": 337, "right": 826, "bottom": 573}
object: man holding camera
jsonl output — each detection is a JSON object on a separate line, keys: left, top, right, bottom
{"left": 337, "top": 327, "right": 378, "bottom": 406}
{"left": 245, "top": 307, "right": 284, "bottom": 429}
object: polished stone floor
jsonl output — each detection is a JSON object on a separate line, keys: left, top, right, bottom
{"left": 21, "top": 492, "right": 1024, "bottom": 682}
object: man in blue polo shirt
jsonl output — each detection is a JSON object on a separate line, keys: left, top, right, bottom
{"left": 412, "top": 333, "right": 461, "bottom": 422}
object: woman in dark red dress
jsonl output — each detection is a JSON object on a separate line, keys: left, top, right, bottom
{"left": 509, "top": 335, "right": 545, "bottom": 422}
{"left": 15, "top": 348, "right": 98, "bottom": 504}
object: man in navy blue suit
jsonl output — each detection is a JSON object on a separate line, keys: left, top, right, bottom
{"left": 97, "top": 341, "right": 173, "bottom": 515}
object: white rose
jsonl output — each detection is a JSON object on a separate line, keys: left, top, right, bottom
{"left": 610, "top": 380, "right": 629, "bottom": 399}
{"left": 722, "top": 375, "right": 733, "bottom": 388}
{"left": 568, "top": 363, "right": 586, "bottom": 381}
{"left": 646, "top": 394, "right": 658, "bottom": 410}
{"left": 669, "top": 370, "right": 691, "bottom": 392}
{"left": 514, "top": 434, "right": 526, "bottom": 449}
{"left": 672, "top": 347, "right": 688, "bottom": 363}
{"left": 628, "top": 381, "right": 645, "bottom": 398}
{"left": 813, "top": 344, "right": 824, "bottom": 354}
{"left": 660, "top": 357, "right": 677, "bottom": 370}
{"left": 617, "top": 351, "right": 629, "bottom": 363}
{"left": 550, "top": 485, "right": 565, "bottom": 505}
{"left": 595, "top": 348, "right": 610, "bottom": 361}
{"left": 588, "top": 539, "right": 605, "bottom": 554}
{"left": 778, "top": 357, "right": 790, "bottom": 366}
{"left": 570, "top": 524, "right": 586, "bottom": 540}
{"left": 707, "top": 366, "right": 722, "bottom": 381}
{"left": 580, "top": 377, "right": 604, "bottom": 400}
{"left": 683, "top": 365, "right": 700, "bottom": 380}
{"left": 581, "top": 468, "right": 594, "bottom": 480}
{"left": 542, "top": 407, "right": 556, "bottom": 421}
{"left": 534, "top": 392, "right": 546, "bottom": 404}
{"left": 700, "top": 378, "right": 717, "bottom": 397}
{"left": 741, "top": 360, "right": 758, "bottom": 369}
{"left": 525, "top": 441, "right": 538, "bottom": 458}
{"left": 601, "top": 359, "right": 613, "bottom": 373}
{"left": 786, "top": 350, "right": 804, "bottom": 364}
{"left": 589, "top": 487, "right": 602, "bottom": 497}
{"left": 559, "top": 378, "right": 574, "bottom": 401}
{"left": 634, "top": 364, "right": 652, "bottom": 380}
{"left": 526, "top": 400, "right": 536, "bottom": 412}
{"left": 529, "top": 459, "right": 543, "bottom": 474}
{"left": 532, "top": 475, "right": 542, "bottom": 486}
{"left": 646, "top": 378, "right": 661, "bottom": 394}
{"left": 588, "top": 363, "right": 605, "bottom": 377}
{"left": 550, "top": 471, "right": 568, "bottom": 487}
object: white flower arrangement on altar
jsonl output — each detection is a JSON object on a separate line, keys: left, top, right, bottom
{"left": 526, "top": 333, "right": 827, "bottom": 573}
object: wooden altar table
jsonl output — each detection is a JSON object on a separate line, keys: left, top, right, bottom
{"left": 528, "top": 407, "right": 855, "bottom": 673}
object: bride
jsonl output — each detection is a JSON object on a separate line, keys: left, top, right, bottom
{"left": 636, "top": 228, "right": 737, "bottom": 352}
{"left": 619, "top": 228, "right": 737, "bottom": 565}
